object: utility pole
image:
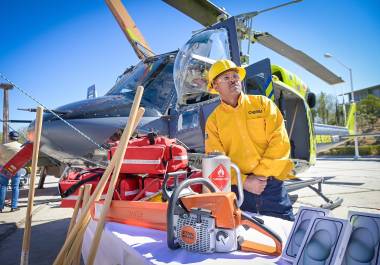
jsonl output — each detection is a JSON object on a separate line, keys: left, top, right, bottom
{"left": 324, "top": 53, "right": 360, "bottom": 159}
{"left": 0, "top": 83, "right": 14, "bottom": 143}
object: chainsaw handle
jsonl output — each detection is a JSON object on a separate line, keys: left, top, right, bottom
{"left": 162, "top": 170, "right": 188, "bottom": 201}
{"left": 239, "top": 212, "right": 283, "bottom": 256}
{"left": 167, "top": 178, "right": 218, "bottom": 249}
{"left": 231, "top": 163, "right": 244, "bottom": 208}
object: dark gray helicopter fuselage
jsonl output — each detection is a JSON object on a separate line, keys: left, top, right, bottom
{"left": 31, "top": 52, "right": 175, "bottom": 166}
{"left": 27, "top": 15, "right": 349, "bottom": 172}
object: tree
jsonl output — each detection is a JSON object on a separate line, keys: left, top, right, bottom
{"left": 315, "top": 92, "right": 337, "bottom": 124}
{"left": 357, "top": 95, "right": 380, "bottom": 132}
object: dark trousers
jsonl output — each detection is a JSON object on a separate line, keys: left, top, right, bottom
{"left": 232, "top": 177, "right": 294, "bottom": 221}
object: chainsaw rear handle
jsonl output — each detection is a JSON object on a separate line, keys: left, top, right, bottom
{"left": 162, "top": 170, "right": 188, "bottom": 202}
{"left": 239, "top": 211, "right": 283, "bottom": 256}
{"left": 231, "top": 163, "right": 244, "bottom": 208}
{"left": 167, "top": 178, "right": 218, "bottom": 249}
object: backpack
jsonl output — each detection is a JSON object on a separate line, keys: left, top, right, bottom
{"left": 108, "top": 133, "right": 188, "bottom": 175}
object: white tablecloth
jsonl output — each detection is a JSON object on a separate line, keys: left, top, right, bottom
{"left": 82, "top": 216, "right": 293, "bottom": 265}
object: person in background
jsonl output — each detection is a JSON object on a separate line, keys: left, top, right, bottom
{"left": 205, "top": 59, "right": 295, "bottom": 221}
{"left": 0, "top": 131, "right": 22, "bottom": 212}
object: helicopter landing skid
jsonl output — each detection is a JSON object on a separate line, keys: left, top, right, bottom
{"left": 285, "top": 177, "right": 343, "bottom": 210}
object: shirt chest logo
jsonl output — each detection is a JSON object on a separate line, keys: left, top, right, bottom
{"left": 248, "top": 109, "right": 262, "bottom": 115}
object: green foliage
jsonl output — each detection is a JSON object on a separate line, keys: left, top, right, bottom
{"left": 315, "top": 92, "right": 338, "bottom": 125}
{"left": 321, "top": 145, "right": 380, "bottom": 156}
{"left": 356, "top": 95, "right": 380, "bottom": 131}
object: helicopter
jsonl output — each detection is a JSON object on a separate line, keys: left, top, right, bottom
{"left": 23, "top": 0, "right": 356, "bottom": 182}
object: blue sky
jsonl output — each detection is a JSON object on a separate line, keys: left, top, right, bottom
{"left": 1, "top": 0, "right": 380, "bottom": 131}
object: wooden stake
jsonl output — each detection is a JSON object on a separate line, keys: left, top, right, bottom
{"left": 132, "top": 106, "right": 145, "bottom": 133}
{"left": 65, "top": 223, "right": 88, "bottom": 265}
{"left": 64, "top": 184, "right": 92, "bottom": 265}
{"left": 74, "top": 184, "right": 92, "bottom": 265}
{"left": 53, "top": 94, "right": 145, "bottom": 265}
{"left": 86, "top": 86, "right": 144, "bottom": 265}
{"left": 20, "top": 106, "right": 44, "bottom": 265}
{"left": 66, "top": 186, "right": 84, "bottom": 237}
{"left": 67, "top": 105, "right": 144, "bottom": 264}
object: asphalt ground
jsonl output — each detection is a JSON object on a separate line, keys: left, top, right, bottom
{"left": 0, "top": 175, "right": 73, "bottom": 265}
{"left": 0, "top": 157, "right": 379, "bottom": 265}
{"left": 293, "top": 156, "right": 380, "bottom": 217}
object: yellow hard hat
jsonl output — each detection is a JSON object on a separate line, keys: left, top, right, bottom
{"left": 207, "top": 59, "right": 246, "bottom": 90}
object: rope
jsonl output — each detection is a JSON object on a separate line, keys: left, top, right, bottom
{"left": 0, "top": 118, "right": 29, "bottom": 142}
{"left": 0, "top": 72, "right": 106, "bottom": 151}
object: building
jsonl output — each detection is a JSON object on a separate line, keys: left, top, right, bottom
{"left": 339, "top": 84, "right": 380, "bottom": 102}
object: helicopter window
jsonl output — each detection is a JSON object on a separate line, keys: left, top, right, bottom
{"left": 178, "top": 111, "right": 199, "bottom": 130}
{"left": 174, "top": 28, "right": 231, "bottom": 105}
{"left": 106, "top": 55, "right": 176, "bottom": 114}
{"left": 119, "top": 88, "right": 133, "bottom": 94}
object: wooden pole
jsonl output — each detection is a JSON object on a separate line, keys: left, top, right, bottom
{"left": 0, "top": 83, "right": 13, "bottom": 144}
{"left": 53, "top": 93, "right": 144, "bottom": 265}
{"left": 132, "top": 107, "right": 144, "bottom": 133}
{"left": 65, "top": 107, "right": 146, "bottom": 265}
{"left": 67, "top": 108, "right": 146, "bottom": 265}
{"left": 74, "top": 184, "right": 92, "bottom": 265}
{"left": 63, "top": 184, "right": 91, "bottom": 265}
{"left": 66, "top": 225, "right": 87, "bottom": 265}
{"left": 66, "top": 186, "right": 84, "bottom": 237}
{"left": 86, "top": 86, "right": 144, "bottom": 265}
{"left": 20, "top": 106, "right": 44, "bottom": 265}
{"left": 65, "top": 106, "right": 145, "bottom": 264}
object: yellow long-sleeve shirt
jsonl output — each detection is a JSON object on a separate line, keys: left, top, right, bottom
{"left": 205, "top": 93, "right": 294, "bottom": 184}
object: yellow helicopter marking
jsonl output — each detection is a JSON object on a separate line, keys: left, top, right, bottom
{"left": 315, "top": 135, "right": 333, "bottom": 144}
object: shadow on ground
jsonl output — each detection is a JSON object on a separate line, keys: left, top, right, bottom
{"left": 0, "top": 218, "right": 71, "bottom": 265}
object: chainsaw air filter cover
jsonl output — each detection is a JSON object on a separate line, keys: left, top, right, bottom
{"left": 173, "top": 212, "right": 216, "bottom": 253}
{"left": 282, "top": 206, "right": 330, "bottom": 262}
{"left": 295, "top": 216, "right": 352, "bottom": 265}
{"left": 342, "top": 211, "right": 380, "bottom": 265}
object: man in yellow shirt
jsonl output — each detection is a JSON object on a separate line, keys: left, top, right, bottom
{"left": 205, "top": 59, "right": 295, "bottom": 221}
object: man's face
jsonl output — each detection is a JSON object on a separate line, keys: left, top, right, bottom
{"left": 213, "top": 70, "right": 242, "bottom": 103}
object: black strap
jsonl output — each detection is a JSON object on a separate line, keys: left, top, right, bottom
{"left": 61, "top": 171, "right": 103, "bottom": 198}
{"left": 169, "top": 144, "right": 173, "bottom": 160}
{"left": 147, "top": 132, "right": 157, "bottom": 145}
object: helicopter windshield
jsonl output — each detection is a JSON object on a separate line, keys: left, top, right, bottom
{"left": 106, "top": 54, "right": 176, "bottom": 114}
{"left": 174, "top": 28, "right": 231, "bottom": 105}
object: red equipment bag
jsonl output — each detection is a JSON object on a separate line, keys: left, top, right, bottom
{"left": 59, "top": 168, "right": 112, "bottom": 208}
{"left": 0, "top": 142, "right": 33, "bottom": 179}
{"left": 118, "top": 175, "right": 140, "bottom": 200}
{"left": 136, "top": 171, "right": 203, "bottom": 201}
{"left": 109, "top": 133, "right": 188, "bottom": 175}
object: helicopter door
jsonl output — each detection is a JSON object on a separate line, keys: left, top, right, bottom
{"left": 206, "top": 17, "right": 241, "bottom": 65}
{"left": 244, "top": 58, "right": 311, "bottom": 162}
{"left": 169, "top": 106, "right": 205, "bottom": 152}
{"left": 244, "top": 58, "right": 272, "bottom": 97}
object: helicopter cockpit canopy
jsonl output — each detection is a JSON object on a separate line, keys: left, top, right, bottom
{"left": 174, "top": 28, "right": 231, "bottom": 105}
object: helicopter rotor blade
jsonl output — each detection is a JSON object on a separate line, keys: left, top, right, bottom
{"left": 163, "top": 0, "right": 342, "bottom": 85}
{"left": 254, "top": 32, "right": 344, "bottom": 85}
{"left": 105, "top": 0, "right": 154, "bottom": 59}
{"left": 162, "top": 0, "right": 230, "bottom": 27}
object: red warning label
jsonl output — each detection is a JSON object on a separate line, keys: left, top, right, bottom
{"left": 208, "top": 164, "right": 230, "bottom": 191}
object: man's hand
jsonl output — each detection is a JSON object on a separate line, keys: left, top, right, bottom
{"left": 243, "top": 174, "right": 267, "bottom": 195}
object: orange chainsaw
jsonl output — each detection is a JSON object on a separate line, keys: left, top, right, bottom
{"left": 167, "top": 178, "right": 283, "bottom": 256}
